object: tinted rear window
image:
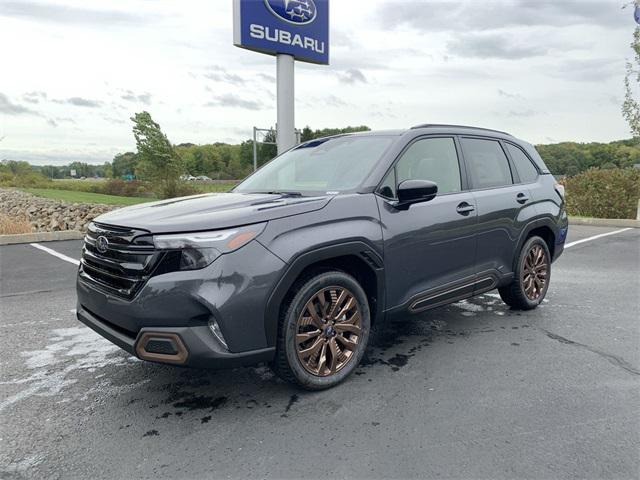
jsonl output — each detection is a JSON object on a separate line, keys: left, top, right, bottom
{"left": 461, "top": 138, "right": 513, "bottom": 189}
{"left": 506, "top": 143, "right": 539, "bottom": 183}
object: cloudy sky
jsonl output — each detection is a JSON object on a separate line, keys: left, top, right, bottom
{"left": 0, "top": 0, "right": 635, "bottom": 165}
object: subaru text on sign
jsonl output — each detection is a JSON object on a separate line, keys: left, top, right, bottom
{"left": 233, "top": 0, "right": 329, "bottom": 64}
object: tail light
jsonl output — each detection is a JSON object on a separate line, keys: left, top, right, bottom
{"left": 554, "top": 183, "right": 565, "bottom": 200}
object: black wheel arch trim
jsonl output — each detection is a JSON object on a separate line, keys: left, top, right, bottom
{"left": 513, "top": 217, "right": 561, "bottom": 269}
{"left": 264, "top": 240, "right": 385, "bottom": 347}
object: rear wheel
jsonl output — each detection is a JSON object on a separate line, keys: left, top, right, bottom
{"left": 272, "top": 271, "right": 370, "bottom": 390}
{"left": 499, "top": 236, "right": 551, "bottom": 310}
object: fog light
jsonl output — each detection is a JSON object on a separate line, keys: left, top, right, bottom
{"left": 135, "top": 332, "right": 188, "bottom": 365}
{"left": 208, "top": 319, "right": 228, "bottom": 350}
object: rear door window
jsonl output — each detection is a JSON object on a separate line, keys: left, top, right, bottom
{"left": 461, "top": 138, "right": 513, "bottom": 189}
{"left": 505, "top": 143, "right": 539, "bottom": 183}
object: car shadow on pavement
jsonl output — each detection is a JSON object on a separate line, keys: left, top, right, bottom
{"left": 105, "top": 293, "right": 536, "bottom": 431}
{"left": 4, "top": 292, "right": 537, "bottom": 437}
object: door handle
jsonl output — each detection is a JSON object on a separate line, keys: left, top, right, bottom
{"left": 516, "top": 192, "right": 530, "bottom": 204}
{"left": 456, "top": 202, "right": 475, "bottom": 215}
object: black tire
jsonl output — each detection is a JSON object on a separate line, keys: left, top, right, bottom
{"left": 271, "top": 270, "right": 371, "bottom": 390}
{"left": 499, "top": 235, "right": 551, "bottom": 310}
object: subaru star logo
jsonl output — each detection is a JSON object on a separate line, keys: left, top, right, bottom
{"left": 264, "top": 0, "right": 317, "bottom": 25}
{"left": 96, "top": 235, "right": 109, "bottom": 254}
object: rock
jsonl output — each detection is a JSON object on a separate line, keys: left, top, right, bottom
{"left": 0, "top": 188, "right": 121, "bottom": 233}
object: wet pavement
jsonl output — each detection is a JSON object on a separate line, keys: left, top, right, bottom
{"left": 0, "top": 225, "right": 638, "bottom": 479}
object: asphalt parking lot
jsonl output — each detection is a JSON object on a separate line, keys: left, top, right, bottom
{"left": 1, "top": 225, "right": 638, "bottom": 480}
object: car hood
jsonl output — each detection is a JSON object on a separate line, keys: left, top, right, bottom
{"left": 93, "top": 192, "right": 331, "bottom": 234}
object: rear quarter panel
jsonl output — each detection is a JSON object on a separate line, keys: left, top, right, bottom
{"left": 528, "top": 174, "right": 569, "bottom": 258}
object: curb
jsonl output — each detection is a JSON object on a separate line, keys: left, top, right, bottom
{"left": 0, "top": 230, "right": 85, "bottom": 246}
{"left": 569, "top": 217, "right": 640, "bottom": 228}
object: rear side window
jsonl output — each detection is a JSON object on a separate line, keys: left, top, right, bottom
{"left": 461, "top": 138, "right": 513, "bottom": 189}
{"left": 505, "top": 143, "right": 539, "bottom": 183}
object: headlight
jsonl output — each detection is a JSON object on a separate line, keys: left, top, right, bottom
{"left": 153, "top": 223, "right": 267, "bottom": 271}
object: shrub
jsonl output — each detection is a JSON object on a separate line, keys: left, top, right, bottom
{"left": 102, "top": 179, "right": 146, "bottom": 197}
{"left": 168, "top": 181, "right": 199, "bottom": 198}
{"left": 0, "top": 171, "right": 49, "bottom": 188}
{"left": 563, "top": 167, "right": 640, "bottom": 219}
{"left": 0, "top": 172, "right": 13, "bottom": 184}
{"left": 0, "top": 214, "right": 32, "bottom": 234}
{"left": 26, "top": 178, "right": 155, "bottom": 198}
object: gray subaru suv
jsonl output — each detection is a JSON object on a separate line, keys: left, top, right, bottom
{"left": 76, "top": 124, "right": 568, "bottom": 389}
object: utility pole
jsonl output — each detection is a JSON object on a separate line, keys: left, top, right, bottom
{"left": 252, "top": 127, "right": 258, "bottom": 171}
{"left": 252, "top": 127, "right": 277, "bottom": 171}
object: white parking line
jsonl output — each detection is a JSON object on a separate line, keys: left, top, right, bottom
{"left": 564, "top": 228, "right": 632, "bottom": 249}
{"left": 24, "top": 227, "right": 634, "bottom": 266}
{"left": 29, "top": 243, "right": 80, "bottom": 266}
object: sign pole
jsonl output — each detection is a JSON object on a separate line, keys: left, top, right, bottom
{"left": 276, "top": 54, "right": 296, "bottom": 154}
{"left": 234, "top": 0, "right": 329, "bottom": 154}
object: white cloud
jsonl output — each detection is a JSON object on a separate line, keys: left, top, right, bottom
{"left": 0, "top": 0, "right": 634, "bottom": 165}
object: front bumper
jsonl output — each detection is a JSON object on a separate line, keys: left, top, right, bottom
{"left": 76, "top": 304, "right": 275, "bottom": 368}
{"left": 76, "top": 240, "right": 284, "bottom": 368}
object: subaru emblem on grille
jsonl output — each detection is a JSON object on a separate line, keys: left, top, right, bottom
{"left": 96, "top": 235, "right": 109, "bottom": 253}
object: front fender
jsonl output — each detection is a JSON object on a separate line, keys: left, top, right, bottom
{"left": 258, "top": 194, "right": 385, "bottom": 346}
{"left": 262, "top": 241, "right": 385, "bottom": 346}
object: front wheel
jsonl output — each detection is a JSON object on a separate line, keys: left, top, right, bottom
{"left": 499, "top": 236, "right": 551, "bottom": 310}
{"left": 272, "top": 271, "right": 370, "bottom": 390}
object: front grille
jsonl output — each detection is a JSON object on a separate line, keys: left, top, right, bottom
{"left": 80, "top": 222, "right": 162, "bottom": 299}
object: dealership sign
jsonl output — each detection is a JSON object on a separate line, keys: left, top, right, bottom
{"left": 233, "top": 0, "right": 329, "bottom": 65}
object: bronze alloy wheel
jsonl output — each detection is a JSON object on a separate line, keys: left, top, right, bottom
{"left": 295, "top": 286, "right": 362, "bottom": 377}
{"left": 521, "top": 244, "right": 548, "bottom": 300}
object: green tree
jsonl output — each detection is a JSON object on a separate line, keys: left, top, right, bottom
{"left": 112, "top": 152, "right": 138, "bottom": 179}
{"left": 258, "top": 129, "right": 278, "bottom": 168}
{"left": 67, "top": 161, "right": 95, "bottom": 177}
{"left": 300, "top": 125, "right": 371, "bottom": 142}
{"left": 300, "top": 126, "right": 314, "bottom": 142}
{"left": 131, "top": 112, "right": 184, "bottom": 198}
{"left": 623, "top": 26, "right": 640, "bottom": 138}
{"left": 1, "top": 160, "right": 33, "bottom": 176}
{"left": 535, "top": 139, "right": 640, "bottom": 175}
{"left": 102, "top": 162, "right": 113, "bottom": 179}
{"left": 239, "top": 140, "right": 254, "bottom": 172}
{"left": 35, "top": 165, "right": 61, "bottom": 179}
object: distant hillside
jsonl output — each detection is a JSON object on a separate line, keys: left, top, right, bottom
{"left": 535, "top": 139, "right": 639, "bottom": 176}
{"left": 6, "top": 128, "right": 639, "bottom": 180}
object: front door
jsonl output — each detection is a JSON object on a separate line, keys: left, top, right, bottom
{"left": 376, "top": 136, "right": 478, "bottom": 313}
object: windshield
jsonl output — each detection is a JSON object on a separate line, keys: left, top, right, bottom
{"left": 234, "top": 135, "right": 395, "bottom": 195}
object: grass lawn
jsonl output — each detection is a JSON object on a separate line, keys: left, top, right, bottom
{"left": 21, "top": 188, "right": 151, "bottom": 206}
{"left": 46, "top": 180, "right": 238, "bottom": 194}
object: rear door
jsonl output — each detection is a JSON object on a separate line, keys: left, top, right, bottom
{"left": 376, "top": 136, "right": 478, "bottom": 313}
{"left": 459, "top": 136, "right": 533, "bottom": 285}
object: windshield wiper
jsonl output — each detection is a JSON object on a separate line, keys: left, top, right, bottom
{"left": 254, "top": 191, "right": 304, "bottom": 197}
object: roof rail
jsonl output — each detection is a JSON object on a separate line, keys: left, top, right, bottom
{"left": 410, "top": 124, "right": 512, "bottom": 136}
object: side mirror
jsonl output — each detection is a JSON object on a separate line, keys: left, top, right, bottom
{"left": 396, "top": 180, "right": 438, "bottom": 208}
